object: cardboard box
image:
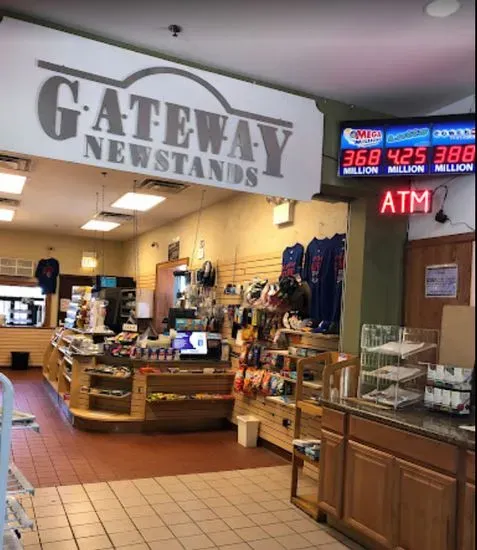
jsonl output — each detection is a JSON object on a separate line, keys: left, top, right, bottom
{"left": 439, "top": 305, "right": 475, "bottom": 369}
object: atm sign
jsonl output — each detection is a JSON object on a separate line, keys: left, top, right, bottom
{"left": 379, "top": 189, "right": 432, "bottom": 215}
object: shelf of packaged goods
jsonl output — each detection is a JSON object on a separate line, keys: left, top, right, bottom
{"left": 88, "top": 390, "right": 132, "bottom": 400}
{"left": 7, "top": 464, "right": 35, "bottom": 496}
{"left": 293, "top": 448, "right": 319, "bottom": 466}
{"left": 147, "top": 396, "right": 235, "bottom": 404}
{"left": 291, "top": 494, "right": 320, "bottom": 520}
{"left": 85, "top": 371, "right": 132, "bottom": 380}
{"left": 296, "top": 400, "right": 323, "bottom": 417}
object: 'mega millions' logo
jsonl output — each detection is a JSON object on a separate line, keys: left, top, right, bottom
{"left": 343, "top": 128, "right": 383, "bottom": 148}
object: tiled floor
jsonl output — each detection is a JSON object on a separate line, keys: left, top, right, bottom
{"left": 19, "top": 465, "right": 364, "bottom": 550}
{"left": 6, "top": 369, "right": 285, "bottom": 487}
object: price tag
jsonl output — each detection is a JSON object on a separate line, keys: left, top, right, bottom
{"left": 122, "top": 323, "right": 138, "bottom": 332}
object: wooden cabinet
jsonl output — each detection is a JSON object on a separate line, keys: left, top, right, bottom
{"left": 343, "top": 441, "right": 394, "bottom": 548}
{"left": 318, "top": 429, "right": 344, "bottom": 517}
{"left": 461, "top": 483, "right": 475, "bottom": 550}
{"left": 394, "top": 459, "right": 457, "bottom": 550}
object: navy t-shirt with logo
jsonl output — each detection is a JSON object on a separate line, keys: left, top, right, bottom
{"left": 303, "top": 237, "right": 328, "bottom": 321}
{"left": 320, "top": 233, "right": 346, "bottom": 324}
{"left": 281, "top": 243, "right": 304, "bottom": 278}
{"left": 35, "top": 258, "right": 60, "bottom": 295}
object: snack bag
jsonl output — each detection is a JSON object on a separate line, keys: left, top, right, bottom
{"left": 252, "top": 369, "right": 264, "bottom": 393}
{"left": 261, "top": 371, "right": 272, "bottom": 396}
{"left": 269, "top": 374, "right": 280, "bottom": 396}
{"left": 243, "top": 368, "right": 255, "bottom": 395}
{"left": 233, "top": 367, "right": 246, "bottom": 393}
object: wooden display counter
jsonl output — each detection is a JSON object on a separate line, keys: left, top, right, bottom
{"left": 317, "top": 400, "right": 475, "bottom": 550}
{"left": 0, "top": 327, "right": 53, "bottom": 367}
{"left": 43, "top": 329, "right": 234, "bottom": 432}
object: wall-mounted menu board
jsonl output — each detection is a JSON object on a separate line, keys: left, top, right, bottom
{"left": 338, "top": 114, "right": 475, "bottom": 177}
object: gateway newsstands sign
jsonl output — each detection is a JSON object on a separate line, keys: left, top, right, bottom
{"left": 0, "top": 17, "right": 323, "bottom": 200}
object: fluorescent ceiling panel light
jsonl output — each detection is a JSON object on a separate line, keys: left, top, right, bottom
{"left": 425, "top": 0, "right": 461, "bottom": 17}
{"left": 111, "top": 192, "right": 166, "bottom": 212}
{"left": 0, "top": 173, "right": 26, "bottom": 194}
{"left": 0, "top": 208, "right": 15, "bottom": 222}
{"left": 81, "top": 220, "right": 120, "bottom": 232}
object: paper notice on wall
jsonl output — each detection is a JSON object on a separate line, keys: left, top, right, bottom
{"left": 60, "top": 299, "right": 70, "bottom": 312}
{"left": 425, "top": 264, "right": 458, "bottom": 298}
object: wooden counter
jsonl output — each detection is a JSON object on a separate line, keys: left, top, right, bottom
{"left": 42, "top": 330, "right": 234, "bottom": 432}
{"left": 0, "top": 327, "right": 53, "bottom": 367}
{"left": 317, "top": 401, "right": 475, "bottom": 550}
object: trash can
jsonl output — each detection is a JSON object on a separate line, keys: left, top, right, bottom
{"left": 237, "top": 415, "right": 260, "bottom": 448}
{"left": 11, "top": 352, "right": 29, "bottom": 370}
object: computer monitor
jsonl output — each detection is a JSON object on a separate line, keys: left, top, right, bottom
{"left": 172, "top": 332, "right": 208, "bottom": 356}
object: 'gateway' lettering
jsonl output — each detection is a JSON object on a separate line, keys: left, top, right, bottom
{"left": 37, "top": 74, "right": 293, "bottom": 181}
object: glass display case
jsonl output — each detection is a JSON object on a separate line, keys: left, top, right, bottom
{"left": 359, "top": 324, "right": 439, "bottom": 409}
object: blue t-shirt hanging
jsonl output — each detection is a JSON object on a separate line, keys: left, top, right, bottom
{"left": 303, "top": 237, "right": 328, "bottom": 321}
{"left": 281, "top": 243, "right": 304, "bottom": 278}
{"left": 35, "top": 258, "right": 60, "bottom": 295}
{"left": 319, "top": 233, "right": 346, "bottom": 326}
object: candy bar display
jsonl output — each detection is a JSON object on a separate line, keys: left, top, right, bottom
{"left": 104, "top": 331, "right": 138, "bottom": 357}
{"left": 84, "top": 365, "right": 132, "bottom": 378}
{"left": 147, "top": 392, "right": 234, "bottom": 402}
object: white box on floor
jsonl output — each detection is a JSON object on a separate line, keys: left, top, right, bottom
{"left": 237, "top": 415, "right": 260, "bottom": 448}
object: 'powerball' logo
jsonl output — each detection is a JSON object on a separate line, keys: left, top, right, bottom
{"left": 343, "top": 128, "right": 383, "bottom": 148}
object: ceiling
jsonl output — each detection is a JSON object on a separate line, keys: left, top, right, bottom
{"left": 0, "top": 156, "right": 236, "bottom": 240}
{"left": 0, "top": 0, "right": 475, "bottom": 116}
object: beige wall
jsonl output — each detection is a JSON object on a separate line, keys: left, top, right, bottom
{"left": 0, "top": 228, "right": 125, "bottom": 325}
{"left": 123, "top": 193, "right": 348, "bottom": 280}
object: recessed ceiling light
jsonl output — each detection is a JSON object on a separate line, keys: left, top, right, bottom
{"left": 0, "top": 208, "right": 15, "bottom": 222}
{"left": 425, "top": 0, "right": 461, "bottom": 17}
{"left": 111, "top": 192, "right": 166, "bottom": 212}
{"left": 0, "top": 173, "right": 26, "bottom": 194}
{"left": 81, "top": 220, "right": 120, "bottom": 232}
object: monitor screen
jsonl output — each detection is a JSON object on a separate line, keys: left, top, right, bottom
{"left": 172, "top": 332, "right": 208, "bottom": 355}
{"left": 338, "top": 114, "right": 475, "bottom": 178}
{"left": 100, "top": 276, "right": 117, "bottom": 288}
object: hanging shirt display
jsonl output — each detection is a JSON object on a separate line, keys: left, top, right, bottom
{"left": 35, "top": 257, "right": 60, "bottom": 295}
{"left": 303, "top": 237, "right": 329, "bottom": 321}
{"left": 320, "top": 233, "right": 346, "bottom": 329}
{"left": 281, "top": 243, "right": 304, "bottom": 278}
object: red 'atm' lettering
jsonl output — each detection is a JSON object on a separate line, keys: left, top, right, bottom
{"left": 379, "top": 189, "right": 432, "bottom": 215}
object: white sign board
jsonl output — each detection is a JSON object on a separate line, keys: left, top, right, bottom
{"left": 0, "top": 17, "right": 323, "bottom": 200}
{"left": 425, "top": 264, "right": 458, "bottom": 298}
